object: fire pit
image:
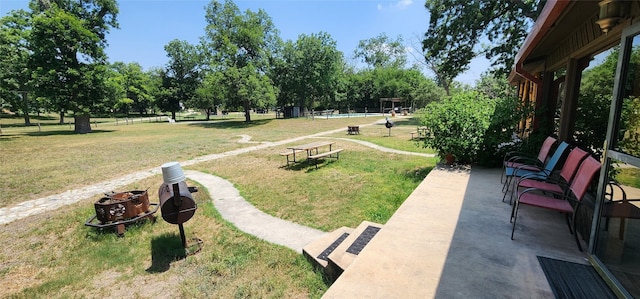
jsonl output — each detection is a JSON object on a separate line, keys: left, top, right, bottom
{"left": 85, "top": 189, "right": 159, "bottom": 236}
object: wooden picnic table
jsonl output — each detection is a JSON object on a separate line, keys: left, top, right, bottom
{"left": 411, "top": 126, "right": 429, "bottom": 140}
{"left": 287, "top": 141, "right": 335, "bottom": 161}
{"left": 347, "top": 125, "right": 360, "bottom": 135}
{"left": 280, "top": 141, "right": 344, "bottom": 169}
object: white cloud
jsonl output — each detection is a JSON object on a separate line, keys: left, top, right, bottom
{"left": 397, "top": 0, "right": 413, "bottom": 8}
{"left": 378, "top": 0, "right": 413, "bottom": 11}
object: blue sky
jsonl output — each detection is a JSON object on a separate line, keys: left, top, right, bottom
{"left": 0, "top": 0, "right": 489, "bottom": 85}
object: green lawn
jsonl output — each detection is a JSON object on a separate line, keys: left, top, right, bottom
{"left": 0, "top": 112, "right": 436, "bottom": 298}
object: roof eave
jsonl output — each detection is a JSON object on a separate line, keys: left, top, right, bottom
{"left": 509, "top": 0, "right": 573, "bottom": 83}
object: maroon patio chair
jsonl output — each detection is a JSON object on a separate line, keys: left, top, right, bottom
{"left": 511, "top": 155, "right": 601, "bottom": 251}
{"left": 602, "top": 180, "right": 640, "bottom": 240}
{"left": 506, "top": 147, "right": 590, "bottom": 205}
{"left": 501, "top": 141, "right": 570, "bottom": 201}
{"left": 501, "top": 136, "right": 557, "bottom": 185}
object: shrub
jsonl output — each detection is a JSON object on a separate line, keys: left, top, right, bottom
{"left": 418, "top": 91, "right": 529, "bottom": 165}
{"left": 477, "top": 95, "right": 534, "bottom": 166}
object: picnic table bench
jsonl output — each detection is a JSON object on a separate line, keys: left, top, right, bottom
{"left": 410, "top": 127, "right": 429, "bottom": 140}
{"left": 283, "top": 141, "right": 344, "bottom": 169}
{"left": 307, "top": 149, "right": 344, "bottom": 169}
{"left": 280, "top": 149, "right": 305, "bottom": 166}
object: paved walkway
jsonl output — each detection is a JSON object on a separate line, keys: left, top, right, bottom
{"left": 0, "top": 122, "right": 435, "bottom": 254}
{"left": 185, "top": 171, "right": 326, "bottom": 253}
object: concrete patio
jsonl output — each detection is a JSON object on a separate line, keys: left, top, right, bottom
{"left": 321, "top": 165, "right": 589, "bottom": 298}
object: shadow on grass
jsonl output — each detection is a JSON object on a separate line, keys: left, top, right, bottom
{"left": 389, "top": 118, "right": 422, "bottom": 127}
{"left": 0, "top": 135, "right": 22, "bottom": 141}
{"left": 280, "top": 158, "right": 339, "bottom": 172}
{"left": 402, "top": 166, "right": 434, "bottom": 183}
{"left": 25, "top": 129, "right": 115, "bottom": 136}
{"left": 147, "top": 233, "right": 187, "bottom": 273}
{"left": 0, "top": 114, "right": 57, "bottom": 124}
{"left": 191, "top": 119, "right": 273, "bottom": 129}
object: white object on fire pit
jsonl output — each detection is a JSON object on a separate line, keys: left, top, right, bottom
{"left": 161, "top": 161, "right": 186, "bottom": 184}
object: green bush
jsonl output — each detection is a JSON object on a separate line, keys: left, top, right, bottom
{"left": 478, "top": 95, "right": 535, "bottom": 166}
{"left": 418, "top": 91, "right": 529, "bottom": 165}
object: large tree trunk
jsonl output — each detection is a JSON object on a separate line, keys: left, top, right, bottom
{"left": 74, "top": 115, "right": 92, "bottom": 134}
{"left": 244, "top": 100, "right": 251, "bottom": 122}
{"left": 20, "top": 92, "right": 31, "bottom": 126}
{"left": 23, "top": 114, "right": 31, "bottom": 126}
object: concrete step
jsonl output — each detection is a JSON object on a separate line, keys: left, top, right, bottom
{"left": 326, "top": 221, "right": 383, "bottom": 282}
{"left": 303, "top": 226, "right": 353, "bottom": 270}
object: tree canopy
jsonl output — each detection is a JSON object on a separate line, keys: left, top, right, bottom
{"left": 28, "top": 0, "right": 118, "bottom": 132}
{"left": 422, "top": 0, "right": 544, "bottom": 93}
{"left": 0, "top": 0, "right": 444, "bottom": 126}
{"left": 158, "top": 39, "right": 201, "bottom": 120}
{"left": 201, "top": 0, "right": 279, "bottom": 121}
{"left": 110, "top": 62, "right": 152, "bottom": 116}
{"left": 0, "top": 10, "right": 32, "bottom": 124}
{"left": 354, "top": 33, "right": 407, "bottom": 69}
{"left": 272, "top": 32, "right": 344, "bottom": 112}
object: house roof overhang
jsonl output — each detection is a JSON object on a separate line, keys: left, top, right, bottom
{"left": 508, "top": 0, "right": 571, "bottom": 84}
{"left": 508, "top": 0, "right": 625, "bottom": 84}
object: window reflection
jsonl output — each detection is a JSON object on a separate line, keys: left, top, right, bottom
{"left": 597, "top": 160, "right": 640, "bottom": 298}
{"left": 615, "top": 42, "right": 640, "bottom": 157}
{"left": 618, "top": 96, "right": 640, "bottom": 156}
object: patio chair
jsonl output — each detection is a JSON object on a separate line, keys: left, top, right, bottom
{"left": 501, "top": 136, "right": 557, "bottom": 184}
{"left": 602, "top": 180, "right": 640, "bottom": 240}
{"left": 506, "top": 147, "right": 590, "bottom": 205}
{"left": 511, "top": 155, "right": 601, "bottom": 251}
{"left": 501, "top": 141, "right": 570, "bottom": 201}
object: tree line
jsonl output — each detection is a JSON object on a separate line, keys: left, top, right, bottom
{"left": 0, "top": 0, "right": 445, "bottom": 133}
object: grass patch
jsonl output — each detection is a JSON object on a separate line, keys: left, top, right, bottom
{"left": 616, "top": 167, "right": 640, "bottom": 188}
{"left": 0, "top": 177, "right": 327, "bottom": 298}
{"left": 0, "top": 113, "right": 436, "bottom": 297}
{"left": 1, "top": 113, "right": 387, "bottom": 207}
{"left": 193, "top": 137, "right": 433, "bottom": 230}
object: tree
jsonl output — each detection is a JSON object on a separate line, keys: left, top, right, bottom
{"left": 202, "top": 0, "right": 279, "bottom": 122}
{"left": 272, "top": 32, "right": 344, "bottom": 113}
{"left": 28, "top": 0, "right": 118, "bottom": 133}
{"left": 475, "top": 72, "right": 517, "bottom": 99}
{"left": 0, "top": 10, "right": 32, "bottom": 125}
{"left": 422, "top": 0, "right": 543, "bottom": 90}
{"left": 145, "top": 67, "right": 164, "bottom": 115}
{"left": 158, "top": 39, "right": 201, "bottom": 120}
{"left": 354, "top": 33, "right": 407, "bottom": 69}
{"left": 405, "top": 69, "right": 443, "bottom": 110}
{"left": 111, "top": 62, "right": 151, "bottom": 116}
{"left": 271, "top": 40, "right": 297, "bottom": 108}
{"left": 193, "top": 71, "right": 226, "bottom": 120}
